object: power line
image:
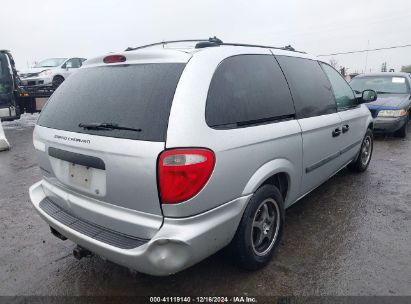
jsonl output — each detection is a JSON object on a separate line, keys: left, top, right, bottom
{"left": 317, "top": 44, "right": 411, "bottom": 57}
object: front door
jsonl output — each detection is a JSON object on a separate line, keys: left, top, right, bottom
{"left": 320, "top": 63, "right": 366, "bottom": 165}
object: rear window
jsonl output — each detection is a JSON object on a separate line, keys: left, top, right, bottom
{"left": 38, "top": 63, "right": 186, "bottom": 141}
{"left": 206, "top": 55, "right": 295, "bottom": 128}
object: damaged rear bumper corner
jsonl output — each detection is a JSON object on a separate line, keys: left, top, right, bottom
{"left": 29, "top": 180, "right": 250, "bottom": 276}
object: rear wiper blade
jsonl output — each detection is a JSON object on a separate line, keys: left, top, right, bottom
{"left": 78, "top": 122, "right": 142, "bottom": 132}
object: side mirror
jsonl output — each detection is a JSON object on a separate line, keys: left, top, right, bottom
{"left": 65, "top": 62, "right": 73, "bottom": 70}
{"left": 360, "top": 89, "right": 377, "bottom": 103}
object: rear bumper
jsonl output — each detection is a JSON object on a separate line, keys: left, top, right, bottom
{"left": 29, "top": 180, "right": 250, "bottom": 276}
{"left": 373, "top": 116, "right": 408, "bottom": 133}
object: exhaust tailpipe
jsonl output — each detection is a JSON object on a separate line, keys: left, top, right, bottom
{"left": 73, "top": 245, "right": 93, "bottom": 260}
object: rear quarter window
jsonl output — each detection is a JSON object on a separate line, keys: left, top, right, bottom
{"left": 38, "top": 63, "right": 186, "bottom": 141}
{"left": 205, "top": 55, "right": 295, "bottom": 128}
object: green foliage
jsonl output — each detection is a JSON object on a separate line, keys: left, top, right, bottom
{"left": 400, "top": 65, "right": 411, "bottom": 73}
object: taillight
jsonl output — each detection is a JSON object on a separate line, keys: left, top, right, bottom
{"left": 158, "top": 148, "right": 215, "bottom": 204}
{"left": 103, "top": 55, "right": 126, "bottom": 64}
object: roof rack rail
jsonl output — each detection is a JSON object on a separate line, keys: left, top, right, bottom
{"left": 125, "top": 37, "right": 305, "bottom": 53}
{"left": 219, "top": 42, "right": 305, "bottom": 53}
{"left": 125, "top": 39, "right": 210, "bottom": 51}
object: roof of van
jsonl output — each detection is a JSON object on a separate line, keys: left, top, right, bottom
{"left": 83, "top": 44, "right": 318, "bottom": 68}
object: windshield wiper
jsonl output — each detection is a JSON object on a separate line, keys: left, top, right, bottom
{"left": 78, "top": 122, "right": 142, "bottom": 132}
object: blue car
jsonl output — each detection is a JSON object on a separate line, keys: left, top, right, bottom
{"left": 350, "top": 72, "right": 411, "bottom": 138}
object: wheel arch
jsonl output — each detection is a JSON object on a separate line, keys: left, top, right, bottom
{"left": 242, "top": 158, "right": 297, "bottom": 206}
{"left": 53, "top": 74, "right": 65, "bottom": 80}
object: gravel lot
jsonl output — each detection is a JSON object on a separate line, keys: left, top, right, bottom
{"left": 0, "top": 114, "right": 410, "bottom": 296}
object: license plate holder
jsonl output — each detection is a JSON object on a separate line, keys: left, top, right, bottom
{"left": 69, "top": 163, "right": 92, "bottom": 189}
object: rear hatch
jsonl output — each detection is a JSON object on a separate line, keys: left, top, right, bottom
{"left": 34, "top": 58, "right": 187, "bottom": 238}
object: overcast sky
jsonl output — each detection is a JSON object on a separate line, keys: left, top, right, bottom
{"left": 2, "top": 0, "right": 411, "bottom": 73}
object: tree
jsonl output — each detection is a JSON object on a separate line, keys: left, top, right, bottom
{"left": 329, "top": 58, "right": 339, "bottom": 68}
{"left": 401, "top": 65, "right": 411, "bottom": 73}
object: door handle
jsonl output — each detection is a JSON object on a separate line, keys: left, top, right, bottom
{"left": 342, "top": 124, "right": 350, "bottom": 133}
{"left": 332, "top": 128, "right": 341, "bottom": 137}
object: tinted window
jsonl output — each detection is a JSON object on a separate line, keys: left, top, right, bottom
{"left": 38, "top": 63, "right": 185, "bottom": 141}
{"left": 0, "top": 54, "right": 12, "bottom": 94}
{"left": 321, "top": 63, "right": 357, "bottom": 110}
{"left": 206, "top": 55, "right": 295, "bottom": 128}
{"left": 276, "top": 56, "right": 336, "bottom": 118}
{"left": 0, "top": 54, "right": 8, "bottom": 77}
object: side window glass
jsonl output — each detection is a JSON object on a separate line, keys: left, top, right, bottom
{"left": 65, "top": 59, "right": 81, "bottom": 69}
{"left": 206, "top": 55, "right": 295, "bottom": 128}
{"left": 321, "top": 63, "right": 357, "bottom": 110}
{"left": 276, "top": 56, "right": 336, "bottom": 119}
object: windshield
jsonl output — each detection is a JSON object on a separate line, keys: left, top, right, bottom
{"left": 34, "top": 58, "right": 67, "bottom": 68}
{"left": 38, "top": 63, "right": 186, "bottom": 141}
{"left": 350, "top": 76, "right": 409, "bottom": 94}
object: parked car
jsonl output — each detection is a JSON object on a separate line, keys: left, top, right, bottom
{"left": 19, "top": 57, "right": 86, "bottom": 88}
{"left": 0, "top": 50, "right": 20, "bottom": 121}
{"left": 29, "top": 39, "right": 377, "bottom": 276}
{"left": 350, "top": 72, "right": 411, "bottom": 138}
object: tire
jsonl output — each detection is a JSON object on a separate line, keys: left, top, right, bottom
{"left": 52, "top": 76, "right": 64, "bottom": 88}
{"left": 394, "top": 121, "right": 408, "bottom": 138}
{"left": 348, "top": 128, "right": 373, "bottom": 172}
{"left": 231, "top": 184, "right": 285, "bottom": 270}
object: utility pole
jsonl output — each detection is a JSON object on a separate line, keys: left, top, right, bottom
{"left": 364, "top": 40, "right": 370, "bottom": 73}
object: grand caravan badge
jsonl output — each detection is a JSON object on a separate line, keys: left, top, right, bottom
{"left": 54, "top": 134, "right": 91, "bottom": 144}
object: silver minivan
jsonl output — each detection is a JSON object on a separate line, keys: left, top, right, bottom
{"left": 29, "top": 39, "right": 377, "bottom": 276}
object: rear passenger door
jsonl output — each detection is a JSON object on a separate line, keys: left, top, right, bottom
{"left": 276, "top": 56, "right": 342, "bottom": 195}
{"left": 320, "top": 63, "right": 365, "bottom": 165}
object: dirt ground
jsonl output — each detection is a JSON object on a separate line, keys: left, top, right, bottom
{"left": 0, "top": 115, "right": 410, "bottom": 296}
